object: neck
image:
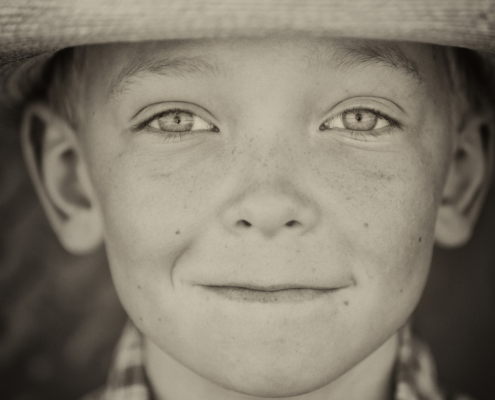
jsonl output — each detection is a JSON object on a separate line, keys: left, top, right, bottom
{"left": 145, "top": 333, "right": 398, "bottom": 400}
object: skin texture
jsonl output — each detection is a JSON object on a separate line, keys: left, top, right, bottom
{"left": 21, "top": 37, "right": 490, "bottom": 400}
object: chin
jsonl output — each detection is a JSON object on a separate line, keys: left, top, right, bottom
{"left": 210, "top": 364, "right": 333, "bottom": 399}
{"left": 223, "top": 382, "right": 324, "bottom": 399}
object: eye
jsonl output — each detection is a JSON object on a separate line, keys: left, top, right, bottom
{"left": 148, "top": 109, "right": 218, "bottom": 133}
{"left": 320, "top": 108, "right": 397, "bottom": 133}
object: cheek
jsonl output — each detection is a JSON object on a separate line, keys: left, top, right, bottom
{"left": 84, "top": 139, "right": 226, "bottom": 319}
{"left": 310, "top": 134, "right": 445, "bottom": 314}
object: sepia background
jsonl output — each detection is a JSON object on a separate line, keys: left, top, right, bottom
{"left": 1, "top": 115, "right": 494, "bottom": 400}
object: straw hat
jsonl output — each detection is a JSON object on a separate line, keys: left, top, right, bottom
{"left": 0, "top": 0, "right": 495, "bottom": 115}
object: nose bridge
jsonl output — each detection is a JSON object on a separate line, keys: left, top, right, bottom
{"left": 236, "top": 99, "right": 304, "bottom": 175}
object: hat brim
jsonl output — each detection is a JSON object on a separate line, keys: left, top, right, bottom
{"left": 1, "top": 0, "right": 495, "bottom": 111}
{"left": 2, "top": 0, "right": 495, "bottom": 62}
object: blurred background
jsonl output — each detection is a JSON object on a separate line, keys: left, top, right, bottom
{"left": 1, "top": 118, "right": 494, "bottom": 400}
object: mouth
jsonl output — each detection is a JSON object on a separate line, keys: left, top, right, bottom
{"left": 202, "top": 285, "right": 338, "bottom": 303}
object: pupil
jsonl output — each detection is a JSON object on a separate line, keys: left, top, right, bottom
{"left": 174, "top": 115, "right": 181, "bottom": 124}
{"left": 355, "top": 113, "right": 363, "bottom": 122}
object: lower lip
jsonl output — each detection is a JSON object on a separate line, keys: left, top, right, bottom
{"left": 203, "top": 287, "right": 336, "bottom": 303}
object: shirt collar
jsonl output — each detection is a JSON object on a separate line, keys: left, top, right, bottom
{"left": 99, "top": 320, "right": 448, "bottom": 400}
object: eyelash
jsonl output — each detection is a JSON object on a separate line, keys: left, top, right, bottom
{"left": 321, "top": 107, "right": 402, "bottom": 139}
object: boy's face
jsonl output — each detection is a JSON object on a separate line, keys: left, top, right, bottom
{"left": 76, "top": 37, "right": 453, "bottom": 395}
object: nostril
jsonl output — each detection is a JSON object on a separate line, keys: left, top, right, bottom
{"left": 235, "top": 219, "right": 301, "bottom": 230}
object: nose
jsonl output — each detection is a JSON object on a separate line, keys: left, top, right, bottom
{"left": 221, "top": 180, "right": 319, "bottom": 237}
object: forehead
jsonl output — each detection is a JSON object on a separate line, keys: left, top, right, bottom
{"left": 82, "top": 37, "right": 446, "bottom": 101}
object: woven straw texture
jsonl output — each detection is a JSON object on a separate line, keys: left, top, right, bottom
{"left": 1, "top": 0, "right": 495, "bottom": 62}
{"left": 0, "top": 0, "right": 494, "bottom": 112}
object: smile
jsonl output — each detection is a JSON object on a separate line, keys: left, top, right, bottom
{"left": 202, "top": 285, "right": 337, "bottom": 303}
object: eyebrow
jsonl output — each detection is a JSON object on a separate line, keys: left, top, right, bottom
{"left": 306, "top": 41, "right": 424, "bottom": 84}
{"left": 108, "top": 40, "right": 424, "bottom": 99}
{"left": 107, "top": 54, "right": 223, "bottom": 98}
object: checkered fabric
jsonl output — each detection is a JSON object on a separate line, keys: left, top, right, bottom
{"left": 82, "top": 321, "right": 474, "bottom": 400}
{"left": 81, "top": 322, "right": 150, "bottom": 400}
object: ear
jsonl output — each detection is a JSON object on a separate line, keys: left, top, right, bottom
{"left": 20, "top": 102, "right": 104, "bottom": 255}
{"left": 435, "top": 114, "right": 493, "bottom": 248}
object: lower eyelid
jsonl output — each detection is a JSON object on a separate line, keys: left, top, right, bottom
{"left": 350, "top": 126, "right": 395, "bottom": 138}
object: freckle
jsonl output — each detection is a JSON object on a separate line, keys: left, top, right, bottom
{"left": 176, "top": 230, "right": 180, "bottom": 235}
{"left": 344, "top": 301, "right": 349, "bottom": 306}
{"left": 139, "top": 317, "right": 143, "bottom": 321}
{"left": 158, "top": 318, "right": 162, "bottom": 321}
{"left": 137, "top": 285, "right": 141, "bottom": 289}
{"left": 419, "top": 236, "right": 422, "bottom": 242}
{"left": 364, "top": 223, "right": 369, "bottom": 228}
{"left": 400, "top": 289, "right": 403, "bottom": 293}
{"left": 312, "top": 267, "right": 316, "bottom": 273}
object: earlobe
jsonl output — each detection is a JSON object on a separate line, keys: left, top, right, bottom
{"left": 435, "top": 115, "right": 493, "bottom": 248}
{"left": 20, "top": 102, "right": 104, "bottom": 255}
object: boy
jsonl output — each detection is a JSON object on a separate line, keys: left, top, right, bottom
{"left": 3, "top": 2, "right": 495, "bottom": 399}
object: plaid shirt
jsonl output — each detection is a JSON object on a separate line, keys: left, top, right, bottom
{"left": 82, "top": 321, "right": 474, "bottom": 400}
